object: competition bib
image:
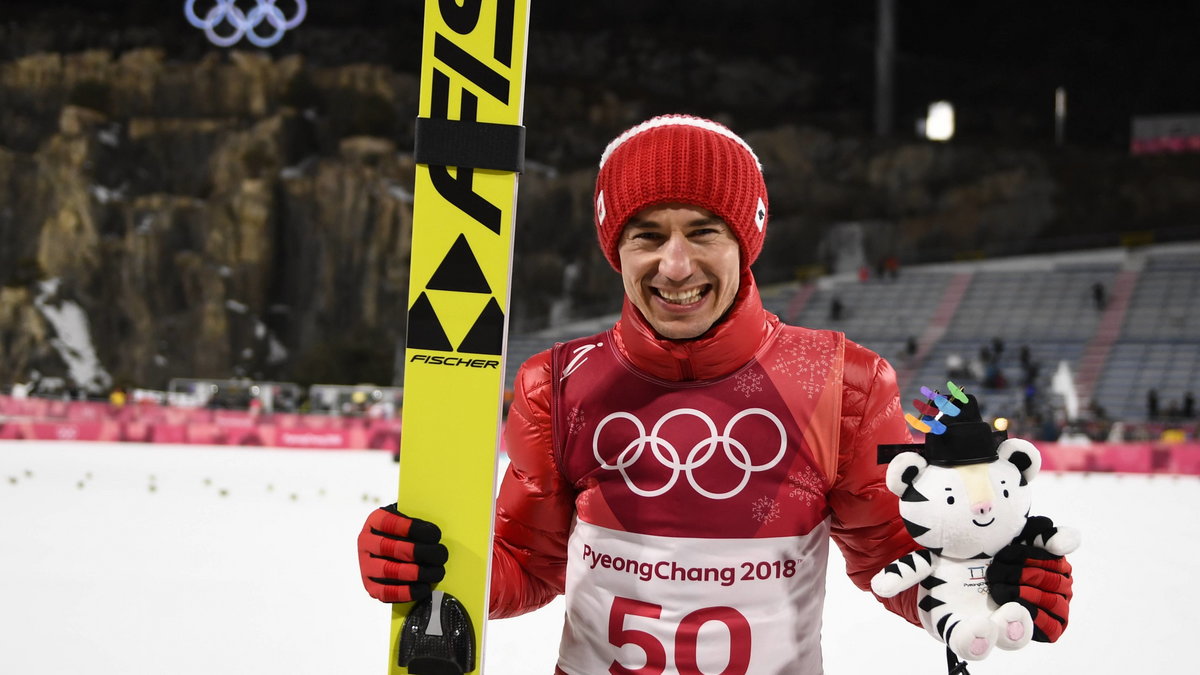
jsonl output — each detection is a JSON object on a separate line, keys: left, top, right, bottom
{"left": 550, "top": 327, "right": 846, "bottom": 673}
{"left": 558, "top": 520, "right": 830, "bottom": 675}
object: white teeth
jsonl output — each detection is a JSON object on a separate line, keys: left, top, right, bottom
{"left": 659, "top": 288, "right": 703, "bottom": 305}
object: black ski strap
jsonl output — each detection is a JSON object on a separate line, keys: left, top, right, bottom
{"left": 415, "top": 117, "right": 526, "bottom": 173}
{"left": 946, "top": 646, "right": 971, "bottom": 675}
{"left": 399, "top": 590, "right": 476, "bottom": 674}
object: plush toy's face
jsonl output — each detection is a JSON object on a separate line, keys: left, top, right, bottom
{"left": 885, "top": 439, "right": 1041, "bottom": 560}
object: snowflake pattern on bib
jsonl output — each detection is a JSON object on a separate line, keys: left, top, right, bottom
{"left": 734, "top": 369, "right": 765, "bottom": 398}
{"left": 567, "top": 406, "right": 586, "bottom": 436}
{"left": 787, "top": 466, "right": 823, "bottom": 507}
{"left": 751, "top": 496, "right": 781, "bottom": 523}
{"left": 768, "top": 331, "right": 837, "bottom": 398}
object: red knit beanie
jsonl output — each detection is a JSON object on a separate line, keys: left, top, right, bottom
{"left": 594, "top": 114, "right": 768, "bottom": 271}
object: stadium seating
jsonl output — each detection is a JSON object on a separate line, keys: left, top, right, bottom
{"left": 506, "top": 242, "right": 1200, "bottom": 427}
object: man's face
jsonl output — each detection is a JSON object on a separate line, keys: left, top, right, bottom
{"left": 617, "top": 203, "right": 741, "bottom": 340}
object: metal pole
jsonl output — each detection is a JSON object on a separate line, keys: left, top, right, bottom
{"left": 1055, "top": 86, "right": 1067, "bottom": 146}
{"left": 875, "top": 0, "right": 896, "bottom": 137}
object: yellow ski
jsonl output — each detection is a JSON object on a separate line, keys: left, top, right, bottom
{"left": 390, "top": 1, "right": 530, "bottom": 673}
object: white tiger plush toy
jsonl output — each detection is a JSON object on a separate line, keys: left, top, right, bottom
{"left": 872, "top": 392, "right": 1081, "bottom": 663}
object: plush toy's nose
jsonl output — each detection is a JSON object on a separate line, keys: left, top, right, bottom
{"left": 971, "top": 501, "right": 993, "bottom": 516}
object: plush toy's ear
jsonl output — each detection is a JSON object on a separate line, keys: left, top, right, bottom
{"left": 998, "top": 438, "right": 1041, "bottom": 484}
{"left": 885, "top": 451, "right": 928, "bottom": 497}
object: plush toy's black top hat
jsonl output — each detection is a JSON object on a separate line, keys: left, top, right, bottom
{"left": 877, "top": 394, "right": 1007, "bottom": 466}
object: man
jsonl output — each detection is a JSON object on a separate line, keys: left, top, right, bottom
{"left": 359, "top": 115, "right": 1072, "bottom": 673}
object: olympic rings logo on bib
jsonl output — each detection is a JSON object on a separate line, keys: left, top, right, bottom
{"left": 184, "top": 0, "right": 307, "bottom": 48}
{"left": 593, "top": 408, "right": 787, "bottom": 500}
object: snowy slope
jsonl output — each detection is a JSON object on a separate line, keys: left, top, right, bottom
{"left": 1, "top": 441, "right": 1192, "bottom": 673}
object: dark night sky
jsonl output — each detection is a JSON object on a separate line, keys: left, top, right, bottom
{"left": 5, "top": 1, "right": 1200, "bottom": 147}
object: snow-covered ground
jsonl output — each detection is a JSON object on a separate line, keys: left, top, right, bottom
{"left": 1, "top": 440, "right": 1192, "bottom": 674}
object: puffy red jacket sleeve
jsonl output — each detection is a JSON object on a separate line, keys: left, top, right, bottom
{"left": 828, "top": 340, "right": 921, "bottom": 627}
{"left": 488, "top": 350, "right": 575, "bottom": 619}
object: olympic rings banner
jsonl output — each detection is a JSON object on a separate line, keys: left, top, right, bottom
{"left": 184, "top": 0, "right": 307, "bottom": 48}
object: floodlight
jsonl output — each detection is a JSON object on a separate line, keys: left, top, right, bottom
{"left": 925, "top": 101, "right": 955, "bottom": 141}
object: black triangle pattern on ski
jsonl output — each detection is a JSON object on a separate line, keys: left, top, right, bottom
{"left": 406, "top": 292, "right": 454, "bottom": 351}
{"left": 456, "top": 297, "right": 505, "bottom": 356}
{"left": 426, "top": 234, "right": 493, "bottom": 294}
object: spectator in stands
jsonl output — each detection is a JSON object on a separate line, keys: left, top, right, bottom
{"left": 368, "top": 393, "right": 396, "bottom": 420}
{"left": 1147, "top": 388, "right": 1160, "bottom": 420}
{"left": 345, "top": 390, "right": 369, "bottom": 417}
{"left": 1023, "top": 383, "right": 1038, "bottom": 417}
{"left": 968, "top": 349, "right": 987, "bottom": 382}
{"left": 1184, "top": 391, "right": 1195, "bottom": 419}
{"left": 945, "top": 352, "right": 968, "bottom": 380}
{"left": 1018, "top": 345, "right": 1041, "bottom": 387}
{"left": 1165, "top": 399, "right": 1182, "bottom": 420}
{"left": 1035, "top": 413, "right": 1062, "bottom": 442}
{"left": 981, "top": 343, "right": 1006, "bottom": 388}
{"left": 279, "top": 389, "right": 298, "bottom": 413}
{"left": 874, "top": 255, "right": 900, "bottom": 282}
{"left": 882, "top": 255, "right": 900, "bottom": 280}
{"left": 984, "top": 364, "right": 1007, "bottom": 389}
{"left": 829, "top": 295, "right": 845, "bottom": 321}
{"left": 1091, "top": 282, "right": 1107, "bottom": 311}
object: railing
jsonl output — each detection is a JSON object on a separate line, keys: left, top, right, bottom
{"left": 5, "top": 395, "right": 1199, "bottom": 475}
{"left": 0, "top": 395, "right": 400, "bottom": 452}
{"left": 1035, "top": 441, "right": 1200, "bottom": 475}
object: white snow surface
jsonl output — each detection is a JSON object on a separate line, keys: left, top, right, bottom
{"left": 1, "top": 440, "right": 1192, "bottom": 674}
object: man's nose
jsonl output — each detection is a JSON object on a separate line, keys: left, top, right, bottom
{"left": 658, "top": 234, "right": 694, "bottom": 280}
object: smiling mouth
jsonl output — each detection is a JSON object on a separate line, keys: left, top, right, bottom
{"left": 972, "top": 518, "right": 995, "bottom": 527}
{"left": 656, "top": 286, "right": 708, "bottom": 305}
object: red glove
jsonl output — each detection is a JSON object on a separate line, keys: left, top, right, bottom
{"left": 987, "top": 523, "right": 1074, "bottom": 643}
{"left": 358, "top": 504, "right": 448, "bottom": 603}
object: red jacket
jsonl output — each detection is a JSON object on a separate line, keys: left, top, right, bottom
{"left": 489, "top": 274, "right": 920, "bottom": 627}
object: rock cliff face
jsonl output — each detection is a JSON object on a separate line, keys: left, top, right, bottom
{"left": 1, "top": 43, "right": 1197, "bottom": 393}
{"left": 0, "top": 49, "right": 419, "bottom": 391}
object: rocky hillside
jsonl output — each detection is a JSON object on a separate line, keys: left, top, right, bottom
{"left": 1, "top": 14, "right": 1198, "bottom": 393}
